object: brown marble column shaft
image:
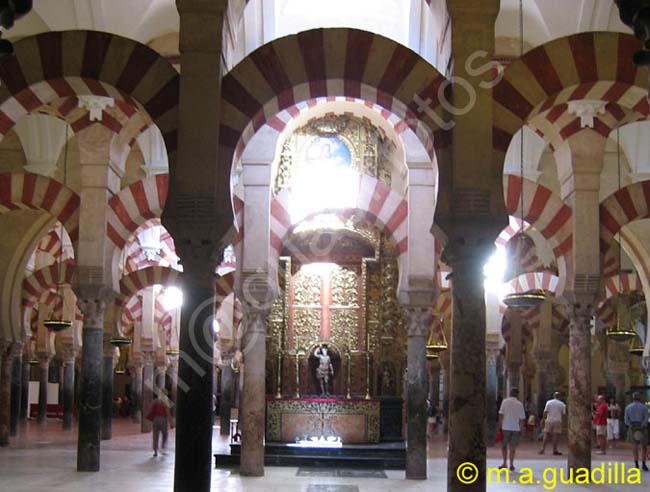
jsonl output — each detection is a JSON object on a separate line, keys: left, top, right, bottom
{"left": 240, "top": 307, "right": 268, "bottom": 476}
{"left": 141, "top": 354, "right": 154, "bottom": 433}
{"left": 219, "top": 362, "right": 233, "bottom": 436}
{"left": 446, "top": 249, "right": 487, "bottom": 492}
{"left": 567, "top": 307, "right": 592, "bottom": 471}
{"left": 62, "top": 353, "right": 76, "bottom": 430}
{"left": 101, "top": 352, "right": 114, "bottom": 440}
{"left": 37, "top": 356, "right": 50, "bottom": 423}
{"left": 20, "top": 353, "right": 29, "bottom": 420}
{"left": 405, "top": 306, "right": 431, "bottom": 479}
{"left": 168, "top": 358, "right": 178, "bottom": 419}
{"left": 0, "top": 349, "right": 14, "bottom": 446}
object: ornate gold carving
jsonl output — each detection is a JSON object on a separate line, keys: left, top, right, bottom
{"left": 331, "top": 267, "right": 359, "bottom": 307}
{"left": 329, "top": 310, "right": 358, "bottom": 349}
{"left": 293, "top": 269, "right": 321, "bottom": 306}
{"left": 293, "top": 309, "right": 321, "bottom": 352}
{"left": 272, "top": 115, "right": 393, "bottom": 195}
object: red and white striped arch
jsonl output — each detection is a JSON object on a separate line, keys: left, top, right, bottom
{"left": 123, "top": 225, "right": 178, "bottom": 275}
{"left": 493, "top": 32, "right": 649, "bottom": 165}
{"left": 22, "top": 262, "right": 75, "bottom": 308}
{"left": 0, "top": 173, "right": 80, "bottom": 243}
{"left": 504, "top": 271, "right": 560, "bottom": 297}
{"left": 600, "top": 180, "right": 650, "bottom": 275}
{"left": 603, "top": 272, "right": 643, "bottom": 301}
{"left": 0, "top": 31, "right": 178, "bottom": 162}
{"left": 218, "top": 28, "right": 450, "bottom": 229}
{"left": 117, "top": 266, "right": 181, "bottom": 308}
{"left": 107, "top": 174, "right": 169, "bottom": 249}
{"left": 504, "top": 175, "right": 572, "bottom": 258}
{"left": 270, "top": 175, "right": 408, "bottom": 256}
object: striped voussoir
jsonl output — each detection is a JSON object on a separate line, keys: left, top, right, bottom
{"left": 434, "top": 290, "right": 452, "bottom": 319}
{"left": 501, "top": 308, "right": 533, "bottom": 345}
{"left": 215, "top": 272, "right": 235, "bottom": 306}
{"left": 504, "top": 233, "right": 544, "bottom": 277}
{"left": 220, "top": 27, "right": 449, "bottom": 178}
{"left": 107, "top": 174, "right": 169, "bottom": 249}
{"left": 0, "top": 172, "right": 80, "bottom": 242}
{"left": 22, "top": 262, "right": 75, "bottom": 308}
{"left": 0, "top": 30, "right": 179, "bottom": 169}
{"left": 504, "top": 175, "right": 572, "bottom": 258}
{"left": 270, "top": 174, "right": 408, "bottom": 256}
{"left": 117, "top": 266, "right": 181, "bottom": 309}
{"left": 36, "top": 229, "right": 64, "bottom": 257}
{"left": 597, "top": 299, "right": 617, "bottom": 329}
{"left": 241, "top": 96, "right": 435, "bottom": 160}
{"left": 529, "top": 100, "right": 642, "bottom": 151}
{"left": 493, "top": 32, "right": 648, "bottom": 163}
{"left": 599, "top": 180, "right": 650, "bottom": 275}
{"left": 505, "top": 271, "right": 560, "bottom": 297}
{"left": 603, "top": 272, "right": 643, "bottom": 301}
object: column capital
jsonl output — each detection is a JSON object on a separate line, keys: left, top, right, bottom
{"left": 239, "top": 272, "right": 278, "bottom": 312}
{"left": 176, "top": 0, "right": 228, "bottom": 15}
{"left": 37, "top": 353, "right": 52, "bottom": 369}
{"left": 61, "top": 345, "right": 78, "bottom": 365}
{"left": 440, "top": 232, "right": 498, "bottom": 272}
{"left": 75, "top": 285, "right": 114, "bottom": 327}
{"left": 404, "top": 305, "right": 432, "bottom": 338}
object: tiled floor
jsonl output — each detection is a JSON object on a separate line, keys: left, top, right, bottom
{"left": 0, "top": 419, "right": 648, "bottom": 492}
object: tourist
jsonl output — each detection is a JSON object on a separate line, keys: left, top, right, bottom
{"left": 539, "top": 391, "right": 566, "bottom": 455}
{"left": 593, "top": 394, "right": 608, "bottom": 455}
{"left": 624, "top": 392, "right": 649, "bottom": 471}
{"left": 498, "top": 388, "right": 526, "bottom": 471}
{"left": 607, "top": 397, "right": 621, "bottom": 448}
{"left": 146, "top": 391, "right": 172, "bottom": 457}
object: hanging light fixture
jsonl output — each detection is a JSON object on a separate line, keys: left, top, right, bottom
{"left": 110, "top": 336, "right": 132, "bottom": 347}
{"left": 629, "top": 335, "right": 645, "bottom": 355}
{"left": 426, "top": 315, "right": 448, "bottom": 357}
{"left": 503, "top": 0, "right": 545, "bottom": 310}
{"left": 44, "top": 123, "right": 72, "bottom": 332}
{"left": 607, "top": 129, "right": 636, "bottom": 342}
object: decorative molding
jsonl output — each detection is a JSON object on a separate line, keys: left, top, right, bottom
{"left": 567, "top": 100, "right": 607, "bottom": 129}
{"left": 77, "top": 95, "right": 115, "bottom": 122}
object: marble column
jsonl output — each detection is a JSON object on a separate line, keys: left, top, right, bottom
{"left": 439, "top": 352, "right": 450, "bottom": 433}
{"left": 486, "top": 339, "right": 500, "bottom": 446}
{"left": 10, "top": 355, "right": 22, "bottom": 436}
{"left": 567, "top": 305, "right": 593, "bottom": 471}
{"left": 141, "top": 353, "right": 154, "bottom": 433}
{"left": 130, "top": 359, "right": 143, "bottom": 423}
{"left": 101, "top": 345, "right": 116, "bottom": 440}
{"left": 173, "top": 283, "right": 216, "bottom": 492}
{"left": 20, "top": 353, "right": 29, "bottom": 420}
{"left": 443, "top": 244, "right": 489, "bottom": 492}
{"left": 240, "top": 304, "right": 270, "bottom": 476}
{"left": 429, "top": 362, "right": 440, "bottom": 406}
{"left": 534, "top": 353, "right": 554, "bottom": 421}
{"left": 219, "top": 362, "right": 233, "bottom": 436}
{"left": 155, "top": 364, "right": 166, "bottom": 395}
{"left": 0, "top": 345, "right": 15, "bottom": 446}
{"left": 62, "top": 349, "right": 76, "bottom": 430}
{"left": 507, "top": 362, "right": 521, "bottom": 397}
{"left": 404, "top": 306, "right": 431, "bottom": 480}
{"left": 37, "top": 355, "right": 50, "bottom": 423}
{"left": 168, "top": 357, "right": 178, "bottom": 419}
{"left": 77, "top": 294, "right": 109, "bottom": 472}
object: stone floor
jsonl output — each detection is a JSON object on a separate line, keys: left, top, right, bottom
{"left": 0, "top": 418, "right": 648, "bottom": 492}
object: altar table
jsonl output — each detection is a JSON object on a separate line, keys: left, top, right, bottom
{"left": 266, "top": 397, "right": 380, "bottom": 444}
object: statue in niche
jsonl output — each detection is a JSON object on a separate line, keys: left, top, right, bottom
{"left": 379, "top": 363, "right": 394, "bottom": 396}
{"left": 314, "top": 345, "right": 334, "bottom": 396}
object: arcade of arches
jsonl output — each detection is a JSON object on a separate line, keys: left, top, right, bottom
{"left": 0, "top": 2, "right": 649, "bottom": 492}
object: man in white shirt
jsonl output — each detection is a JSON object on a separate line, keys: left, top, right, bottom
{"left": 498, "top": 388, "right": 526, "bottom": 471}
{"left": 539, "top": 391, "right": 566, "bottom": 455}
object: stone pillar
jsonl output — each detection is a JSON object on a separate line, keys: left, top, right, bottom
{"left": 101, "top": 344, "right": 116, "bottom": 440}
{"left": 507, "top": 362, "right": 521, "bottom": 397}
{"left": 429, "top": 361, "right": 440, "bottom": 406}
{"left": 0, "top": 344, "right": 17, "bottom": 446}
{"left": 130, "top": 359, "right": 143, "bottom": 423}
{"left": 9, "top": 354, "right": 22, "bottom": 436}
{"left": 534, "top": 353, "right": 552, "bottom": 421}
{"left": 20, "top": 352, "right": 29, "bottom": 420}
{"left": 168, "top": 357, "right": 178, "bottom": 419}
{"left": 155, "top": 364, "right": 167, "bottom": 395}
{"left": 567, "top": 304, "right": 594, "bottom": 471}
{"left": 76, "top": 293, "right": 110, "bottom": 472}
{"left": 141, "top": 353, "right": 154, "bottom": 433}
{"left": 443, "top": 242, "right": 491, "bottom": 492}
{"left": 439, "top": 352, "right": 450, "bottom": 433}
{"left": 486, "top": 337, "right": 500, "bottom": 446}
{"left": 37, "top": 355, "right": 50, "bottom": 423}
{"left": 404, "top": 306, "right": 431, "bottom": 479}
{"left": 219, "top": 361, "right": 233, "bottom": 436}
{"left": 62, "top": 348, "right": 76, "bottom": 430}
{"left": 240, "top": 301, "right": 271, "bottom": 476}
